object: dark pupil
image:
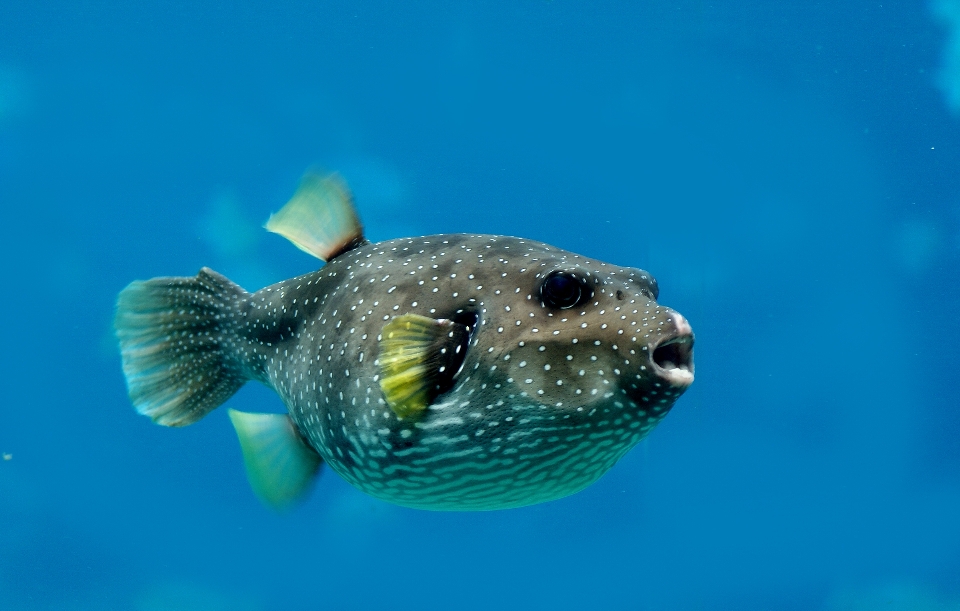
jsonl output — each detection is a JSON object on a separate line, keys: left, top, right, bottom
{"left": 545, "top": 274, "right": 581, "bottom": 307}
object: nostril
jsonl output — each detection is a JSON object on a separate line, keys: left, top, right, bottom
{"left": 616, "top": 290, "right": 624, "bottom": 300}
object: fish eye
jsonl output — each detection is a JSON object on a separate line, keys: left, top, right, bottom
{"left": 631, "top": 270, "right": 659, "bottom": 301}
{"left": 644, "top": 277, "right": 659, "bottom": 301}
{"left": 540, "top": 271, "right": 589, "bottom": 309}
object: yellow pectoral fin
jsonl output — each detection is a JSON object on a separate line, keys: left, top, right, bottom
{"left": 378, "top": 314, "right": 470, "bottom": 419}
{"left": 380, "top": 363, "right": 432, "bottom": 418}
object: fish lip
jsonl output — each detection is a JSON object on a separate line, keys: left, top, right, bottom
{"left": 651, "top": 333, "right": 695, "bottom": 388}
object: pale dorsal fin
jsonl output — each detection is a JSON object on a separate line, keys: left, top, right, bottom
{"left": 265, "top": 172, "right": 366, "bottom": 262}
{"left": 378, "top": 314, "right": 470, "bottom": 419}
{"left": 227, "top": 410, "right": 323, "bottom": 510}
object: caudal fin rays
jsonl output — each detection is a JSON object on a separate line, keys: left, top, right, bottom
{"left": 114, "top": 268, "right": 248, "bottom": 427}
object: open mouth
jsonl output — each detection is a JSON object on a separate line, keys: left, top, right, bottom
{"left": 652, "top": 334, "right": 695, "bottom": 386}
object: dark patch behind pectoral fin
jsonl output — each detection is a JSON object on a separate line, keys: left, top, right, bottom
{"left": 378, "top": 314, "right": 470, "bottom": 419}
{"left": 228, "top": 410, "right": 323, "bottom": 510}
{"left": 265, "top": 172, "right": 366, "bottom": 262}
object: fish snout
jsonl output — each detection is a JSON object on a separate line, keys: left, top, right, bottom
{"left": 650, "top": 311, "right": 695, "bottom": 388}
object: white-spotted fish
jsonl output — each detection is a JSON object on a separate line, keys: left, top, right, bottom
{"left": 115, "top": 173, "right": 695, "bottom": 511}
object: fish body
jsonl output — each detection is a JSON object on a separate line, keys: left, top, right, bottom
{"left": 115, "top": 174, "right": 694, "bottom": 511}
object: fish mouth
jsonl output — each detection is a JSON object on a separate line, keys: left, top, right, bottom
{"left": 652, "top": 334, "right": 695, "bottom": 387}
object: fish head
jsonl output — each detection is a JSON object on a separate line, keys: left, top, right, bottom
{"left": 351, "top": 235, "right": 696, "bottom": 509}
{"left": 456, "top": 242, "right": 694, "bottom": 422}
{"left": 367, "top": 235, "right": 695, "bottom": 510}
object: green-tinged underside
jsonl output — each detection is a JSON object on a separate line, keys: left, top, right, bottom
{"left": 325, "top": 399, "right": 663, "bottom": 511}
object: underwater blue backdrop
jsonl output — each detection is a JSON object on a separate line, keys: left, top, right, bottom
{"left": 2, "top": 1, "right": 959, "bottom": 609}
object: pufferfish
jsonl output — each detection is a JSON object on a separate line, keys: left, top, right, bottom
{"left": 114, "top": 173, "right": 695, "bottom": 511}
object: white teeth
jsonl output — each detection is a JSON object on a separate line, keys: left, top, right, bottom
{"left": 661, "top": 367, "right": 694, "bottom": 386}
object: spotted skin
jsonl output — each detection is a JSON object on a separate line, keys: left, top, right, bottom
{"left": 211, "top": 233, "right": 693, "bottom": 510}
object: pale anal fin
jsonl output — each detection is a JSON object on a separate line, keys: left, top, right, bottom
{"left": 228, "top": 410, "right": 323, "bottom": 510}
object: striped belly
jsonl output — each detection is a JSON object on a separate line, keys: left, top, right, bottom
{"left": 310, "top": 398, "right": 667, "bottom": 511}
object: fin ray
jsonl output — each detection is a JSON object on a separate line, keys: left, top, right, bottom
{"left": 378, "top": 314, "right": 470, "bottom": 418}
{"left": 228, "top": 410, "right": 323, "bottom": 510}
{"left": 265, "top": 172, "right": 365, "bottom": 262}
{"left": 114, "top": 268, "right": 247, "bottom": 427}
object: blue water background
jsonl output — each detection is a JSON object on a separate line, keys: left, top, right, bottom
{"left": 2, "top": 2, "right": 959, "bottom": 609}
